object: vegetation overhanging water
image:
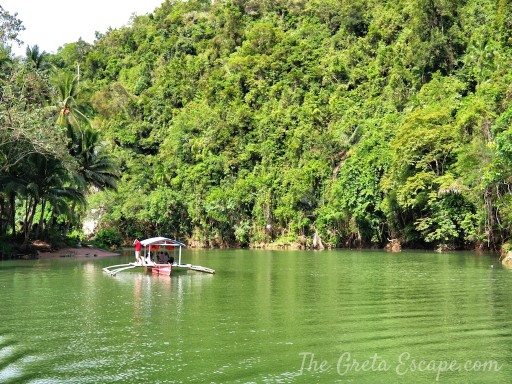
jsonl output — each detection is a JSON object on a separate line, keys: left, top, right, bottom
{"left": 4, "top": 1, "right": 512, "bottom": 255}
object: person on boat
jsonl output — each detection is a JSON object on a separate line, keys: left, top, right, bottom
{"left": 163, "top": 252, "right": 174, "bottom": 264}
{"left": 133, "top": 238, "right": 142, "bottom": 265}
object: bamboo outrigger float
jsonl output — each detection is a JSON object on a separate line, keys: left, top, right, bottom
{"left": 103, "top": 237, "right": 215, "bottom": 276}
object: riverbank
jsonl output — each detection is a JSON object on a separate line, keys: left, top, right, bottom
{"left": 0, "top": 240, "right": 120, "bottom": 260}
{"left": 36, "top": 246, "right": 119, "bottom": 259}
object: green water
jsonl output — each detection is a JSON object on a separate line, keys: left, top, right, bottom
{"left": 1, "top": 249, "right": 512, "bottom": 383}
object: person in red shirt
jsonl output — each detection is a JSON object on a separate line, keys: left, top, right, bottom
{"left": 133, "top": 238, "right": 142, "bottom": 265}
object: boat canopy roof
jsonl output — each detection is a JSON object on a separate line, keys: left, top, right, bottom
{"left": 140, "top": 237, "right": 186, "bottom": 247}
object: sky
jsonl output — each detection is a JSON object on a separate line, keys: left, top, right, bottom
{"left": 2, "top": 0, "right": 165, "bottom": 56}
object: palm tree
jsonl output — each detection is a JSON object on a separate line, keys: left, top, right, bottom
{"left": 18, "top": 152, "right": 86, "bottom": 249}
{"left": 63, "top": 127, "right": 120, "bottom": 236}
{"left": 74, "top": 128, "right": 120, "bottom": 191}
{"left": 50, "top": 70, "right": 120, "bottom": 239}
{"left": 0, "top": 173, "right": 26, "bottom": 237}
{"left": 53, "top": 70, "right": 90, "bottom": 140}
{"left": 25, "top": 45, "right": 49, "bottom": 70}
{"left": 36, "top": 179, "right": 87, "bottom": 241}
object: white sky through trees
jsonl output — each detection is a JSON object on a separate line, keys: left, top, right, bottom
{"left": 1, "top": 0, "right": 164, "bottom": 56}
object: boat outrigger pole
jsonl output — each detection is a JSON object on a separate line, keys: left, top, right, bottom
{"left": 103, "top": 263, "right": 139, "bottom": 276}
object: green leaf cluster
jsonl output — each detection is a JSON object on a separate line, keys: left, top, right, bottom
{"left": 0, "top": 18, "right": 119, "bottom": 254}
{"left": 63, "top": 0, "right": 512, "bottom": 250}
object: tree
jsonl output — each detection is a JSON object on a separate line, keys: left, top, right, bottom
{"left": 53, "top": 70, "right": 90, "bottom": 141}
{"left": 25, "top": 45, "right": 49, "bottom": 70}
{"left": 73, "top": 127, "right": 120, "bottom": 191}
{"left": 12, "top": 152, "right": 85, "bottom": 249}
{"left": 1, "top": 65, "right": 68, "bottom": 174}
{"left": 36, "top": 0, "right": 512, "bottom": 251}
{"left": 0, "top": 5, "right": 24, "bottom": 47}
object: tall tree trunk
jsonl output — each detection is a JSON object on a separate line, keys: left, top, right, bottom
{"left": 63, "top": 201, "right": 77, "bottom": 237}
{"left": 0, "top": 194, "right": 4, "bottom": 235}
{"left": 9, "top": 192, "right": 16, "bottom": 239}
{"left": 44, "top": 210, "right": 56, "bottom": 241}
{"left": 34, "top": 198, "right": 46, "bottom": 240}
{"left": 21, "top": 197, "right": 38, "bottom": 250}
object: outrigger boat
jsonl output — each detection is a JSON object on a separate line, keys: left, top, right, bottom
{"left": 103, "top": 236, "right": 215, "bottom": 276}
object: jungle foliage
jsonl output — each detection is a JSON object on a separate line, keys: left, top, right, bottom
{"left": 4, "top": 0, "right": 512, "bottom": 251}
{"left": 0, "top": 7, "right": 119, "bottom": 254}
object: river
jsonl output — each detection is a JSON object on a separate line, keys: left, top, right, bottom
{"left": 0, "top": 249, "right": 511, "bottom": 383}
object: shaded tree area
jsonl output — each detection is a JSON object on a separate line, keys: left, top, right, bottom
{"left": 0, "top": 7, "right": 119, "bottom": 257}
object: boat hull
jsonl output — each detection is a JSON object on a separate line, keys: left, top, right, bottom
{"left": 150, "top": 264, "right": 172, "bottom": 276}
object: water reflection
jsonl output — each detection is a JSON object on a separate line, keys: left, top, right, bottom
{"left": 0, "top": 250, "right": 511, "bottom": 383}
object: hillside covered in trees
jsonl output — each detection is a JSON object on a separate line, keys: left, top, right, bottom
{"left": 3, "top": 0, "right": 512, "bottom": 252}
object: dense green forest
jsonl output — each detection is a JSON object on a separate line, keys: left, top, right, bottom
{"left": 3, "top": 0, "right": 512, "bottom": 254}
